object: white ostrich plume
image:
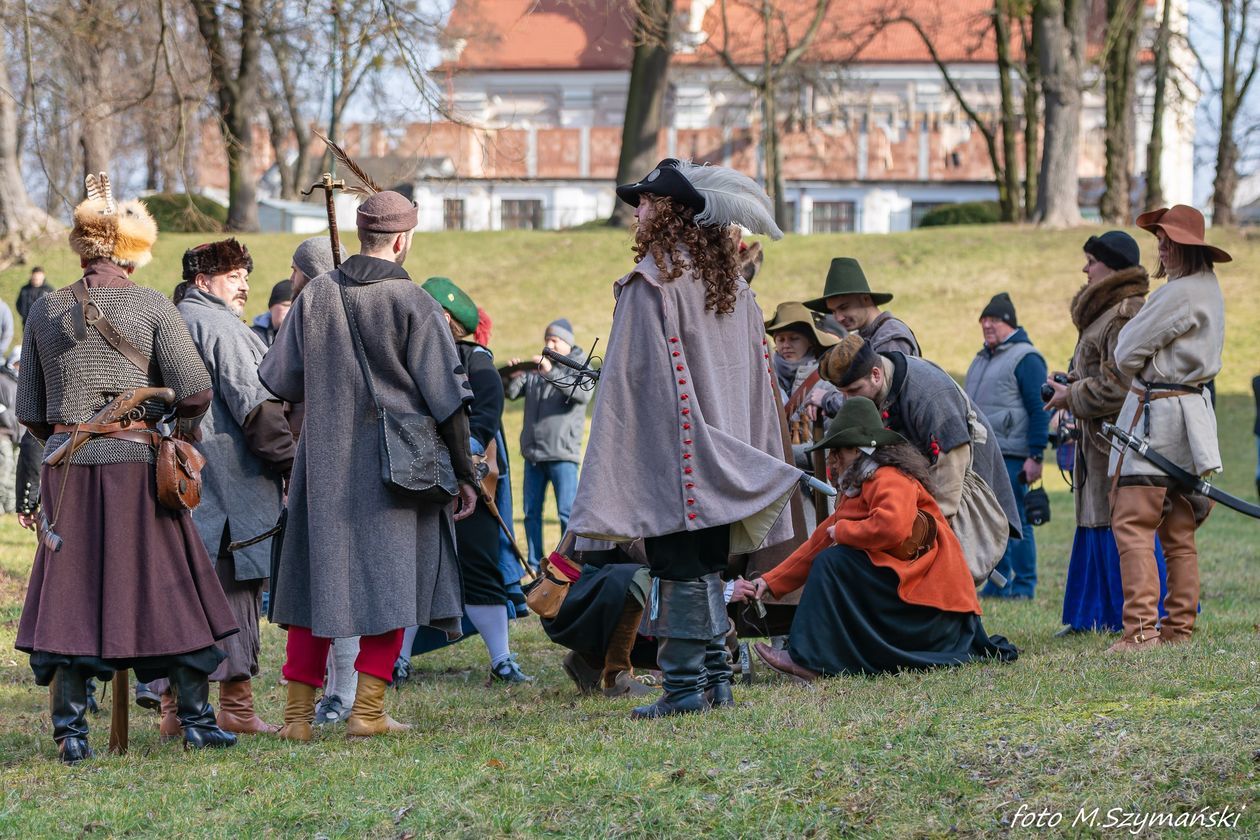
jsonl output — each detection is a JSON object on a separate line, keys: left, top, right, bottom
{"left": 674, "top": 160, "right": 783, "bottom": 240}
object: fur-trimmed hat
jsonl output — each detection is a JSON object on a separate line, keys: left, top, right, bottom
{"left": 69, "top": 173, "right": 158, "bottom": 269}
{"left": 182, "top": 238, "right": 254, "bottom": 282}
{"left": 818, "top": 334, "right": 881, "bottom": 387}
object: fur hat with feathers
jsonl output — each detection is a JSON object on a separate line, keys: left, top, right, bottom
{"left": 182, "top": 238, "right": 254, "bottom": 282}
{"left": 69, "top": 173, "right": 158, "bottom": 269}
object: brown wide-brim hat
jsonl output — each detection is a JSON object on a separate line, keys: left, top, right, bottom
{"left": 1135, "top": 205, "right": 1232, "bottom": 263}
{"left": 764, "top": 302, "right": 840, "bottom": 350}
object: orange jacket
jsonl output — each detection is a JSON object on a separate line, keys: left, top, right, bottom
{"left": 761, "top": 466, "right": 981, "bottom": 615}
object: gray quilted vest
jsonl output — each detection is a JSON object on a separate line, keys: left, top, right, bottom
{"left": 964, "top": 338, "right": 1042, "bottom": 458}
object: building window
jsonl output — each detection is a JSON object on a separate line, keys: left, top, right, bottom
{"left": 911, "top": 202, "right": 948, "bottom": 228}
{"left": 811, "top": 201, "right": 855, "bottom": 233}
{"left": 501, "top": 199, "right": 543, "bottom": 230}
{"left": 444, "top": 199, "right": 465, "bottom": 231}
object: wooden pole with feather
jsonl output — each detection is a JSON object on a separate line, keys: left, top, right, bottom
{"left": 305, "top": 129, "right": 385, "bottom": 268}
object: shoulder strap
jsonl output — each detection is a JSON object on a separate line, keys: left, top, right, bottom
{"left": 784, "top": 369, "right": 822, "bottom": 418}
{"left": 69, "top": 279, "right": 151, "bottom": 374}
{"left": 337, "top": 279, "right": 384, "bottom": 416}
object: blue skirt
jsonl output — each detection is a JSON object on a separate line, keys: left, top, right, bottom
{"left": 1061, "top": 526, "right": 1168, "bottom": 633}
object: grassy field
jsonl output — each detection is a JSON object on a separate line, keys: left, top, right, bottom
{"left": 0, "top": 226, "right": 1257, "bottom": 837}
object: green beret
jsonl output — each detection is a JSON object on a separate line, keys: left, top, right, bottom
{"left": 422, "top": 276, "right": 479, "bottom": 333}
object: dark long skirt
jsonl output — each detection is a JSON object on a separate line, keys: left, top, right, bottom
{"left": 1062, "top": 526, "right": 1170, "bottom": 633}
{"left": 17, "top": 462, "right": 237, "bottom": 684}
{"left": 541, "top": 563, "right": 654, "bottom": 668}
{"left": 455, "top": 502, "right": 508, "bottom": 605}
{"left": 789, "top": 546, "right": 1018, "bottom": 676}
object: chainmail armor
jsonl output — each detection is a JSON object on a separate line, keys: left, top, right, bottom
{"left": 17, "top": 284, "right": 212, "bottom": 465}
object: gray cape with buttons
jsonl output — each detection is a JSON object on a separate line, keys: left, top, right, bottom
{"left": 259, "top": 255, "right": 468, "bottom": 638}
{"left": 569, "top": 252, "right": 800, "bottom": 554}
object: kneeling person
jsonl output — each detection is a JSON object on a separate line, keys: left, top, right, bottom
{"left": 732, "top": 398, "right": 1017, "bottom": 678}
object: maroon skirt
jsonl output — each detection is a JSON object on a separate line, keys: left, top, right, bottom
{"left": 16, "top": 462, "right": 239, "bottom": 661}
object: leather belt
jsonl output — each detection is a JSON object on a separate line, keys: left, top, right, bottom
{"left": 54, "top": 421, "right": 161, "bottom": 448}
{"left": 1129, "top": 378, "right": 1204, "bottom": 437}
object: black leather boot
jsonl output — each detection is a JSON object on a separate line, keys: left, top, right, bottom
{"left": 169, "top": 666, "right": 237, "bottom": 750}
{"left": 50, "top": 667, "right": 93, "bottom": 764}
{"left": 703, "top": 627, "right": 735, "bottom": 709}
{"left": 630, "top": 637, "right": 708, "bottom": 719}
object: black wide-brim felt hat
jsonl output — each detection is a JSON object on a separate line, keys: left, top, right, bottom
{"left": 805, "top": 396, "right": 906, "bottom": 452}
{"left": 616, "top": 159, "right": 705, "bottom": 214}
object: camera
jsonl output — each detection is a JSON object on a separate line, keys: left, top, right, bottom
{"left": 1040, "top": 372, "right": 1070, "bottom": 403}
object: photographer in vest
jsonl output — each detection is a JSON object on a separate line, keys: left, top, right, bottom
{"left": 964, "top": 294, "right": 1048, "bottom": 599}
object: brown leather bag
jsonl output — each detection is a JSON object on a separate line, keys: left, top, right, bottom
{"left": 156, "top": 436, "right": 206, "bottom": 511}
{"left": 889, "top": 509, "right": 937, "bottom": 561}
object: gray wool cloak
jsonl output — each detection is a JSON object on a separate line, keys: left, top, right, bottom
{"left": 178, "top": 288, "right": 286, "bottom": 580}
{"left": 569, "top": 252, "right": 800, "bottom": 554}
{"left": 259, "top": 255, "right": 468, "bottom": 638}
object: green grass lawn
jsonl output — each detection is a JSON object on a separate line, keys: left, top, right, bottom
{"left": 0, "top": 226, "right": 1257, "bottom": 836}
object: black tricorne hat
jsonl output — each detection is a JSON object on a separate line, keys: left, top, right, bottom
{"left": 615, "top": 158, "right": 705, "bottom": 214}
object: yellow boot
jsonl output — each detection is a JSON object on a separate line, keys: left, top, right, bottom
{"left": 276, "top": 681, "right": 317, "bottom": 742}
{"left": 345, "top": 674, "right": 411, "bottom": 738}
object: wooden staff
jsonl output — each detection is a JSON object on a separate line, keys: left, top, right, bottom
{"left": 301, "top": 173, "right": 346, "bottom": 269}
{"left": 810, "top": 418, "right": 829, "bottom": 523}
{"left": 108, "top": 669, "right": 128, "bottom": 754}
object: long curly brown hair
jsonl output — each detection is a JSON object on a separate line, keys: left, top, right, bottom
{"left": 836, "top": 442, "right": 937, "bottom": 497}
{"left": 633, "top": 194, "right": 742, "bottom": 314}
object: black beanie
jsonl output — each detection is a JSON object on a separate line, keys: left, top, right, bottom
{"left": 980, "top": 292, "right": 1017, "bottom": 328}
{"left": 1083, "top": 230, "right": 1141, "bottom": 271}
{"left": 268, "top": 279, "right": 294, "bottom": 307}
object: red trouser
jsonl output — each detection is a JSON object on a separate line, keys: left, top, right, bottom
{"left": 282, "top": 626, "right": 404, "bottom": 687}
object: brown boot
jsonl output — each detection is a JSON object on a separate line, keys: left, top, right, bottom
{"left": 345, "top": 674, "right": 411, "bottom": 738}
{"left": 601, "top": 597, "right": 645, "bottom": 693}
{"left": 276, "top": 681, "right": 317, "bottom": 742}
{"left": 1157, "top": 492, "right": 1205, "bottom": 645}
{"left": 217, "top": 680, "right": 280, "bottom": 734}
{"left": 1108, "top": 485, "right": 1166, "bottom": 652}
{"left": 158, "top": 690, "right": 182, "bottom": 740}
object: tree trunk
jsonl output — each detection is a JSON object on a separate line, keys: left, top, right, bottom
{"left": 266, "top": 104, "right": 294, "bottom": 200}
{"left": 609, "top": 0, "right": 673, "bottom": 227}
{"left": 1022, "top": 22, "right": 1041, "bottom": 221}
{"left": 1212, "top": 128, "right": 1238, "bottom": 226}
{"left": 1099, "top": 0, "right": 1140, "bottom": 223}
{"left": 1034, "top": 0, "right": 1084, "bottom": 227}
{"left": 993, "top": 0, "right": 1021, "bottom": 222}
{"left": 1142, "top": 0, "right": 1173, "bottom": 211}
{"left": 762, "top": 80, "right": 788, "bottom": 229}
{"left": 0, "top": 55, "right": 56, "bottom": 258}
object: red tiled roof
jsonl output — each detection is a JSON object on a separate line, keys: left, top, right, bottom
{"left": 443, "top": 0, "right": 1152, "bottom": 72}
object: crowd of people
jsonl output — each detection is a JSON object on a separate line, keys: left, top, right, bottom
{"left": 5, "top": 159, "right": 1234, "bottom": 764}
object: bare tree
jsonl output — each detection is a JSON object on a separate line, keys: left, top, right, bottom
{"left": 611, "top": 0, "right": 674, "bottom": 227}
{"left": 0, "top": 25, "right": 56, "bottom": 260}
{"left": 1099, "top": 0, "right": 1142, "bottom": 223}
{"left": 188, "top": 0, "right": 263, "bottom": 231}
{"left": 706, "top": 0, "right": 847, "bottom": 228}
{"left": 892, "top": 9, "right": 1023, "bottom": 222}
{"left": 1033, "top": 0, "right": 1085, "bottom": 227}
{"left": 1018, "top": 12, "right": 1040, "bottom": 220}
{"left": 1207, "top": 0, "right": 1260, "bottom": 226}
{"left": 1142, "top": 0, "right": 1174, "bottom": 211}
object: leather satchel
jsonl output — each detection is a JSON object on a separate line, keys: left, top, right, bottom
{"left": 339, "top": 281, "right": 457, "bottom": 504}
{"left": 889, "top": 509, "right": 937, "bottom": 561}
{"left": 526, "top": 533, "right": 579, "bottom": 620}
{"left": 156, "top": 435, "right": 206, "bottom": 511}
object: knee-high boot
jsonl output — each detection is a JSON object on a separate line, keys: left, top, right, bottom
{"left": 1108, "top": 485, "right": 1165, "bottom": 653}
{"left": 631, "top": 576, "right": 723, "bottom": 719}
{"left": 169, "top": 666, "right": 237, "bottom": 749}
{"left": 1157, "top": 492, "right": 1207, "bottom": 644}
{"left": 602, "top": 596, "right": 654, "bottom": 698}
{"left": 704, "top": 620, "right": 735, "bottom": 708}
{"left": 49, "top": 667, "right": 92, "bottom": 764}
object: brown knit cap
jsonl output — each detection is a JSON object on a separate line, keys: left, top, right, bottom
{"left": 356, "top": 190, "right": 418, "bottom": 233}
{"left": 818, "top": 334, "right": 879, "bottom": 387}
